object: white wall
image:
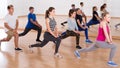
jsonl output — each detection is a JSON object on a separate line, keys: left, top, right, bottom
{"left": 107, "top": 0, "right": 120, "bottom": 17}
{"left": 1, "top": 0, "right": 120, "bottom": 18}
{"left": 0, "top": 0, "right": 8, "bottom": 19}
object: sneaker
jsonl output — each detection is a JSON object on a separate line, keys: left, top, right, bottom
{"left": 115, "top": 25, "right": 118, "bottom": 30}
{"left": 61, "top": 23, "right": 65, "bottom": 26}
{"left": 15, "top": 48, "right": 22, "bottom": 51}
{"left": 76, "top": 45, "right": 82, "bottom": 49}
{"left": 107, "top": 61, "right": 118, "bottom": 67}
{"left": 85, "top": 39, "right": 93, "bottom": 44}
{"left": 74, "top": 50, "right": 80, "bottom": 59}
{"left": 36, "top": 39, "right": 42, "bottom": 42}
{"left": 54, "top": 53, "right": 63, "bottom": 58}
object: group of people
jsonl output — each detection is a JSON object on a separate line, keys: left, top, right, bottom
{"left": 0, "top": 2, "right": 118, "bottom": 67}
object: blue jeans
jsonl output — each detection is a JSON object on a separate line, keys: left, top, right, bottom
{"left": 87, "top": 19, "right": 100, "bottom": 28}
{"left": 78, "top": 26, "right": 88, "bottom": 40}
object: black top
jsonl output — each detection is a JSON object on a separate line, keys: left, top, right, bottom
{"left": 92, "top": 11, "right": 99, "bottom": 21}
{"left": 75, "top": 14, "right": 83, "bottom": 28}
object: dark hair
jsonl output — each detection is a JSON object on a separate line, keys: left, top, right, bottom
{"left": 69, "top": 9, "right": 76, "bottom": 17}
{"left": 103, "top": 3, "right": 107, "bottom": 6}
{"left": 29, "top": 7, "right": 34, "bottom": 10}
{"left": 45, "top": 7, "right": 55, "bottom": 18}
{"left": 75, "top": 8, "right": 80, "bottom": 12}
{"left": 102, "top": 12, "right": 109, "bottom": 18}
{"left": 100, "top": 5, "right": 105, "bottom": 11}
{"left": 93, "top": 6, "right": 97, "bottom": 12}
{"left": 71, "top": 4, "right": 75, "bottom": 7}
{"left": 7, "top": 5, "right": 13, "bottom": 9}
{"left": 80, "top": 2, "right": 83, "bottom": 5}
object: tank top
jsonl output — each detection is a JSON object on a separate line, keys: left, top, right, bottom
{"left": 97, "top": 25, "right": 109, "bottom": 41}
{"left": 48, "top": 18, "right": 56, "bottom": 31}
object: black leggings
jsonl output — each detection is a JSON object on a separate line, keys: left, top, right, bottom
{"left": 31, "top": 32, "right": 61, "bottom": 54}
{"left": 19, "top": 26, "right": 42, "bottom": 40}
{"left": 60, "top": 30, "right": 80, "bottom": 46}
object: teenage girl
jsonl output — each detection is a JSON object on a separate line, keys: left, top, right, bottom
{"left": 60, "top": 9, "right": 82, "bottom": 49}
{"left": 87, "top": 6, "right": 101, "bottom": 28}
{"left": 29, "top": 7, "right": 62, "bottom": 58}
{"left": 75, "top": 8, "right": 93, "bottom": 43}
{"left": 74, "top": 12, "right": 118, "bottom": 67}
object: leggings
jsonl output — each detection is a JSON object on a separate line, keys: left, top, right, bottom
{"left": 31, "top": 32, "right": 61, "bottom": 54}
{"left": 115, "top": 23, "right": 120, "bottom": 27}
{"left": 78, "top": 41, "right": 116, "bottom": 61}
{"left": 19, "top": 26, "right": 42, "bottom": 40}
{"left": 86, "top": 19, "right": 100, "bottom": 28}
{"left": 78, "top": 26, "right": 89, "bottom": 40}
{"left": 60, "top": 30, "right": 80, "bottom": 46}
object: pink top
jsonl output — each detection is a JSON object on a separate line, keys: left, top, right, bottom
{"left": 97, "top": 25, "right": 109, "bottom": 41}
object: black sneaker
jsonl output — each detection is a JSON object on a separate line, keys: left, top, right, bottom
{"left": 15, "top": 48, "right": 22, "bottom": 51}
{"left": 76, "top": 45, "right": 82, "bottom": 49}
{"left": 36, "top": 39, "right": 42, "bottom": 42}
{"left": 61, "top": 23, "right": 65, "bottom": 26}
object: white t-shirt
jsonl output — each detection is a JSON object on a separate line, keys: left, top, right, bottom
{"left": 4, "top": 14, "right": 18, "bottom": 32}
{"left": 80, "top": 6, "right": 85, "bottom": 13}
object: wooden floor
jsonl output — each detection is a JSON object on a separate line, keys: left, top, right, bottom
{"left": 0, "top": 29, "right": 120, "bottom": 68}
{"left": 0, "top": 16, "right": 120, "bottom": 68}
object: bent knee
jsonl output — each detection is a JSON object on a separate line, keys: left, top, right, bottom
{"left": 112, "top": 44, "right": 117, "bottom": 49}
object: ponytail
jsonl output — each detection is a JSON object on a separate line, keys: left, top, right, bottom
{"left": 45, "top": 7, "right": 55, "bottom": 19}
{"left": 45, "top": 10, "right": 49, "bottom": 19}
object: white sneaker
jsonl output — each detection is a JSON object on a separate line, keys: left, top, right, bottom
{"left": 54, "top": 53, "right": 63, "bottom": 58}
{"left": 107, "top": 61, "right": 118, "bottom": 67}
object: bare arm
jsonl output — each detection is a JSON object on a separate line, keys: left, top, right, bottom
{"left": 82, "top": 17, "right": 86, "bottom": 25}
{"left": 77, "top": 19, "right": 83, "bottom": 28}
{"left": 30, "top": 19, "right": 41, "bottom": 28}
{"left": 94, "top": 14, "right": 101, "bottom": 21}
{"left": 36, "top": 21, "right": 42, "bottom": 28}
{"left": 15, "top": 19, "right": 19, "bottom": 30}
{"left": 108, "top": 26, "right": 113, "bottom": 42}
{"left": 54, "top": 25, "right": 59, "bottom": 37}
{"left": 4, "top": 22, "right": 13, "bottom": 31}
{"left": 102, "top": 23, "right": 111, "bottom": 43}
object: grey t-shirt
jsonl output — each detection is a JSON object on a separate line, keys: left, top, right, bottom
{"left": 67, "top": 18, "right": 78, "bottom": 31}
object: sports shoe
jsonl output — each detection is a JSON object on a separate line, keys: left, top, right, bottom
{"left": 36, "top": 39, "right": 42, "bottom": 42}
{"left": 74, "top": 50, "right": 80, "bottom": 59}
{"left": 15, "top": 48, "right": 22, "bottom": 51}
{"left": 54, "top": 53, "right": 63, "bottom": 58}
{"left": 107, "top": 61, "right": 118, "bottom": 67}
{"left": 115, "top": 25, "right": 118, "bottom": 30}
{"left": 61, "top": 23, "right": 65, "bottom": 26}
{"left": 76, "top": 45, "right": 82, "bottom": 49}
{"left": 85, "top": 39, "right": 93, "bottom": 44}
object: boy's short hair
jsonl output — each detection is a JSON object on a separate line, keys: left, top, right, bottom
{"left": 71, "top": 4, "right": 75, "bottom": 7}
{"left": 7, "top": 5, "right": 13, "bottom": 9}
{"left": 29, "top": 7, "right": 34, "bottom": 10}
{"left": 80, "top": 2, "right": 83, "bottom": 5}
